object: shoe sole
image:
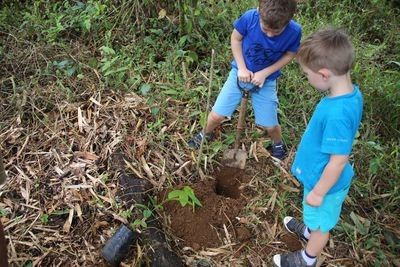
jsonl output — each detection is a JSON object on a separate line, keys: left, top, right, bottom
{"left": 273, "top": 255, "right": 281, "bottom": 267}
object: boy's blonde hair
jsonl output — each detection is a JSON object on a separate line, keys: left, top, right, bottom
{"left": 297, "top": 28, "right": 354, "bottom": 75}
{"left": 259, "top": 0, "right": 297, "bottom": 30}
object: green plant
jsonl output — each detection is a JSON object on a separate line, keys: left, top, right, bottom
{"left": 127, "top": 197, "right": 163, "bottom": 231}
{"left": 130, "top": 204, "right": 153, "bottom": 229}
{"left": 40, "top": 214, "right": 49, "bottom": 224}
{"left": 52, "top": 59, "right": 77, "bottom": 77}
{"left": 167, "top": 186, "right": 202, "bottom": 212}
{"left": 0, "top": 208, "right": 8, "bottom": 217}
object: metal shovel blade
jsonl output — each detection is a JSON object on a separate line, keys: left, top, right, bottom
{"left": 222, "top": 149, "right": 247, "bottom": 169}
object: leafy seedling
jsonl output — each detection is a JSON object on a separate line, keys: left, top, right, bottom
{"left": 130, "top": 204, "right": 153, "bottom": 230}
{"left": 167, "top": 186, "right": 202, "bottom": 212}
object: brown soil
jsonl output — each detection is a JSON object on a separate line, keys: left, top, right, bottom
{"left": 161, "top": 166, "right": 252, "bottom": 249}
{"left": 280, "top": 233, "right": 303, "bottom": 251}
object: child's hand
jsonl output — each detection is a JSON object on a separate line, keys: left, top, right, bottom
{"left": 251, "top": 71, "right": 268, "bottom": 87}
{"left": 238, "top": 68, "right": 253, "bottom": 83}
{"left": 306, "top": 190, "right": 324, "bottom": 207}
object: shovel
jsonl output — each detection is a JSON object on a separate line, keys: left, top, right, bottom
{"left": 222, "top": 80, "right": 257, "bottom": 169}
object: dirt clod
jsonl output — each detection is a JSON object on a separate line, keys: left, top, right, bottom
{"left": 281, "top": 233, "right": 303, "bottom": 251}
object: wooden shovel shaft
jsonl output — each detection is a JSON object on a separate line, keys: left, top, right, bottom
{"left": 234, "top": 91, "right": 249, "bottom": 150}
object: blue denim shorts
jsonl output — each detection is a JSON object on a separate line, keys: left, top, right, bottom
{"left": 303, "top": 186, "right": 350, "bottom": 233}
{"left": 212, "top": 68, "right": 278, "bottom": 127}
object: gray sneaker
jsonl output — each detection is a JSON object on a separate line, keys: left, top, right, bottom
{"left": 273, "top": 250, "right": 316, "bottom": 267}
{"left": 283, "top": 216, "right": 309, "bottom": 242}
{"left": 271, "top": 141, "right": 287, "bottom": 160}
{"left": 265, "top": 141, "right": 287, "bottom": 161}
{"left": 187, "top": 132, "right": 214, "bottom": 149}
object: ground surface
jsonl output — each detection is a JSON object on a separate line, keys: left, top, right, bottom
{"left": 0, "top": 87, "right": 385, "bottom": 266}
{"left": 161, "top": 165, "right": 302, "bottom": 259}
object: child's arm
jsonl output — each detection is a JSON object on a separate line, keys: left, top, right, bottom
{"left": 306, "top": 154, "right": 349, "bottom": 206}
{"left": 231, "top": 29, "right": 253, "bottom": 83}
{"left": 252, "top": 51, "right": 296, "bottom": 87}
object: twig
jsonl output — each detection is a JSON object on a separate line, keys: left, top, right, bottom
{"left": 196, "top": 49, "right": 215, "bottom": 178}
{"left": 0, "top": 150, "right": 6, "bottom": 185}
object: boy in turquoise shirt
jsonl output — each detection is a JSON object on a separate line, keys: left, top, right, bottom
{"left": 273, "top": 29, "right": 363, "bottom": 267}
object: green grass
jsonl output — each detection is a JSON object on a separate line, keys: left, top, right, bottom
{"left": 0, "top": 0, "right": 399, "bottom": 266}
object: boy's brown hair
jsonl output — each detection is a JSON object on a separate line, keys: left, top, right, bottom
{"left": 297, "top": 28, "right": 354, "bottom": 75}
{"left": 259, "top": 0, "right": 297, "bottom": 30}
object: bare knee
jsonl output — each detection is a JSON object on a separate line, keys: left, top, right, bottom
{"left": 209, "top": 111, "right": 225, "bottom": 124}
{"left": 263, "top": 125, "right": 279, "bottom": 133}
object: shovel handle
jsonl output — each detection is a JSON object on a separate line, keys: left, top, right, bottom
{"left": 234, "top": 91, "right": 249, "bottom": 150}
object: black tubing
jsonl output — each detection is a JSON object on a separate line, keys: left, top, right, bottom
{"left": 101, "top": 224, "right": 138, "bottom": 267}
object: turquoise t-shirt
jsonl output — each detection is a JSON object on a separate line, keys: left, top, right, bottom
{"left": 231, "top": 8, "right": 302, "bottom": 80}
{"left": 291, "top": 85, "right": 363, "bottom": 194}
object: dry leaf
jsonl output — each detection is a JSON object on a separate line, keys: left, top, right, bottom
{"left": 158, "top": 9, "right": 167, "bottom": 19}
{"left": 75, "top": 151, "right": 99, "bottom": 161}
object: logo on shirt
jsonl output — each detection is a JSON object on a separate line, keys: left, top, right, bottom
{"left": 245, "top": 43, "right": 276, "bottom": 66}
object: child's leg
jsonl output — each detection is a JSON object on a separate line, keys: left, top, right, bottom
{"left": 204, "top": 67, "right": 243, "bottom": 133}
{"left": 264, "top": 124, "right": 282, "bottom": 143}
{"left": 305, "top": 230, "right": 329, "bottom": 257}
{"left": 273, "top": 185, "right": 350, "bottom": 266}
{"left": 188, "top": 68, "right": 242, "bottom": 148}
{"left": 251, "top": 80, "right": 283, "bottom": 143}
{"left": 252, "top": 81, "right": 286, "bottom": 159}
{"left": 211, "top": 68, "right": 243, "bottom": 119}
{"left": 205, "top": 111, "right": 225, "bottom": 133}
{"left": 251, "top": 79, "right": 278, "bottom": 130}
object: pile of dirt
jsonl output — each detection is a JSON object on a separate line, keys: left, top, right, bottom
{"left": 161, "top": 167, "right": 253, "bottom": 250}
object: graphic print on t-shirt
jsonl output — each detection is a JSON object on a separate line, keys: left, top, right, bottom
{"left": 245, "top": 43, "right": 283, "bottom": 68}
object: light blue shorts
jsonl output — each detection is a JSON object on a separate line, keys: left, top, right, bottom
{"left": 212, "top": 68, "right": 279, "bottom": 127}
{"left": 303, "top": 186, "right": 350, "bottom": 233}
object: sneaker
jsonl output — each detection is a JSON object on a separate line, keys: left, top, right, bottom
{"left": 271, "top": 141, "right": 287, "bottom": 160}
{"left": 273, "top": 250, "right": 316, "bottom": 267}
{"left": 188, "top": 132, "right": 214, "bottom": 149}
{"left": 283, "top": 216, "right": 309, "bottom": 242}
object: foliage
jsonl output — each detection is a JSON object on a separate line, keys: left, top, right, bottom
{"left": 167, "top": 186, "right": 202, "bottom": 211}
{"left": 130, "top": 204, "right": 153, "bottom": 230}
{"left": 120, "top": 197, "right": 163, "bottom": 231}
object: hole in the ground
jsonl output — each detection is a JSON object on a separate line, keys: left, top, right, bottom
{"left": 215, "top": 166, "right": 243, "bottom": 199}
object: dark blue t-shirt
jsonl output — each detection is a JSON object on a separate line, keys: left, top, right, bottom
{"left": 291, "top": 85, "right": 363, "bottom": 193}
{"left": 231, "top": 8, "right": 302, "bottom": 80}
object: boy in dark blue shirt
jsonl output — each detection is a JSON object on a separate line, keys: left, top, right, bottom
{"left": 273, "top": 29, "right": 363, "bottom": 267}
{"left": 188, "top": 0, "right": 301, "bottom": 161}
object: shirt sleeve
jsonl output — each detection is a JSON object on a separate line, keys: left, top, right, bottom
{"left": 321, "top": 118, "right": 354, "bottom": 155}
{"left": 287, "top": 26, "right": 302, "bottom": 53}
{"left": 233, "top": 11, "right": 250, "bottom": 37}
